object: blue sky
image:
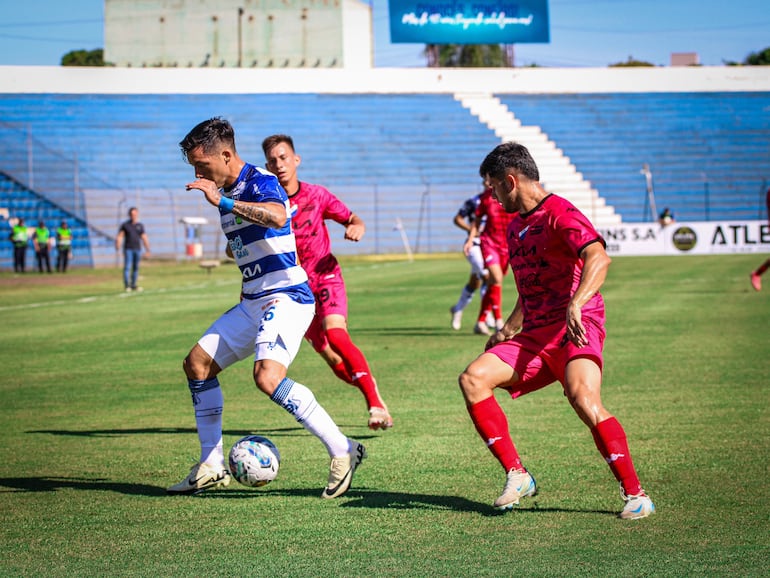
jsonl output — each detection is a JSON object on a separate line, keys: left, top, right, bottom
{"left": 0, "top": 0, "right": 767, "bottom": 67}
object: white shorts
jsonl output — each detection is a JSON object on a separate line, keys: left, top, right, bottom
{"left": 466, "top": 243, "right": 486, "bottom": 279}
{"left": 197, "top": 293, "right": 314, "bottom": 370}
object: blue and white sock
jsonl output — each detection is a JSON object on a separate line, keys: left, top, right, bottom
{"left": 453, "top": 284, "right": 476, "bottom": 312}
{"left": 271, "top": 378, "right": 349, "bottom": 457}
{"left": 188, "top": 377, "right": 224, "bottom": 467}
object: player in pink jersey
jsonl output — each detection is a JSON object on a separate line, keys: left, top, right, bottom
{"left": 262, "top": 134, "right": 393, "bottom": 430}
{"left": 749, "top": 187, "right": 770, "bottom": 291}
{"left": 459, "top": 142, "right": 654, "bottom": 519}
{"left": 463, "top": 185, "right": 517, "bottom": 335}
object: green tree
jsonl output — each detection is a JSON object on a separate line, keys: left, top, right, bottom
{"left": 609, "top": 55, "right": 655, "bottom": 67}
{"left": 61, "top": 49, "right": 108, "bottom": 67}
{"left": 744, "top": 46, "right": 770, "bottom": 65}
{"left": 424, "top": 44, "right": 511, "bottom": 67}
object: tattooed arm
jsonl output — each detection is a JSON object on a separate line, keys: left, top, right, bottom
{"left": 231, "top": 200, "right": 287, "bottom": 228}
{"left": 186, "top": 177, "right": 287, "bottom": 228}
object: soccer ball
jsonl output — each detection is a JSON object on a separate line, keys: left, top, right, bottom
{"left": 228, "top": 435, "right": 281, "bottom": 487}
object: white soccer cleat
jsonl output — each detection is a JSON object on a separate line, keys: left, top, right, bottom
{"left": 322, "top": 440, "right": 366, "bottom": 499}
{"left": 450, "top": 307, "right": 463, "bottom": 331}
{"left": 619, "top": 487, "right": 656, "bottom": 519}
{"left": 494, "top": 468, "right": 537, "bottom": 510}
{"left": 474, "top": 321, "right": 491, "bottom": 335}
{"left": 167, "top": 462, "right": 231, "bottom": 495}
{"left": 368, "top": 406, "right": 394, "bottom": 430}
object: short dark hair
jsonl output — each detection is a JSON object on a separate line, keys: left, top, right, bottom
{"left": 261, "top": 134, "right": 295, "bottom": 157}
{"left": 479, "top": 142, "right": 540, "bottom": 183}
{"left": 179, "top": 117, "right": 237, "bottom": 162}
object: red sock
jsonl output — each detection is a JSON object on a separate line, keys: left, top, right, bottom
{"left": 490, "top": 284, "right": 503, "bottom": 321}
{"left": 331, "top": 361, "right": 353, "bottom": 385}
{"left": 477, "top": 284, "right": 499, "bottom": 323}
{"left": 326, "top": 327, "right": 385, "bottom": 409}
{"left": 478, "top": 284, "right": 502, "bottom": 323}
{"left": 592, "top": 417, "right": 643, "bottom": 496}
{"left": 467, "top": 396, "right": 523, "bottom": 472}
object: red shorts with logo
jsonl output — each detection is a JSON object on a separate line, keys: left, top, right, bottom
{"left": 487, "top": 313, "right": 606, "bottom": 399}
{"left": 480, "top": 237, "right": 510, "bottom": 274}
{"left": 305, "top": 266, "right": 349, "bottom": 353}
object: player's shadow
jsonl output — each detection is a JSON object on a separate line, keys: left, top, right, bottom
{"left": 0, "top": 478, "right": 617, "bottom": 516}
{"left": 26, "top": 427, "right": 379, "bottom": 441}
{"left": 0, "top": 476, "right": 167, "bottom": 496}
{"left": 208, "top": 487, "right": 616, "bottom": 517}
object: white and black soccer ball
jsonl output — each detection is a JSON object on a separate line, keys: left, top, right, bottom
{"left": 228, "top": 435, "right": 281, "bottom": 487}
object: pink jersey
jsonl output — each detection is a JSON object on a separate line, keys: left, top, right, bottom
{"left": 288, "top": 181, "right": 352, "bottom": 281}
{"left": 507, "top": 194, "right": 606, "bottom": 330}
{"left": 476, "top": 188, "right": 516, "bottom": 250}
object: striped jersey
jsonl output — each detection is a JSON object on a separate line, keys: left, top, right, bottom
{"left": 220, "top": 163, "right": 313, "bottom": 304}
{"left": 457, "top": 193, "right": 484, "bottom": 245}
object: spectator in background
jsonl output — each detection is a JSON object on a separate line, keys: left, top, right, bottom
{"left": 116, "top": 207, "right": 151, "bottom": 292}
{"left": 658, "top": 207, "right": 675, "bottom": 227}
{"left": 33, "top": 220, "right": 53, "bottom": 273}
{"left": 749, "top": 188, "right": 770, "bottom": 291}
{"left": 10, "top": 217, "right": 28, "bottom": 273}
{"left": 56, "top": 220, "right": 73, "bottom": 273}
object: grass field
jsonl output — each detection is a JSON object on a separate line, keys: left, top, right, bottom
{"left": 0, "top": 254, "right": 768, "bottom": 577}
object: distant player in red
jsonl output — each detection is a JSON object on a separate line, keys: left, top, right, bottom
{"left": 459, "top": 142, "right": 654, "bottom": 519}
{"left": 463, "top": 184, "right": 516, "bottom": 335}
{"left": 262, "top": 134, "right": 392, "bottom": 430}
{"left": 749, "top": 187, "right": 770, "bottom": 291}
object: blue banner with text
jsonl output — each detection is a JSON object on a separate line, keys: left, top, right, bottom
{"left": 388, "top": 0, "right": 550, "bottom": 44}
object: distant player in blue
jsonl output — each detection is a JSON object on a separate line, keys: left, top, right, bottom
{"left": 449, "top": 192, "right": 491, "bottom": 332}
{"left": 169, "top": 117, "right": 365, "bottom": 498}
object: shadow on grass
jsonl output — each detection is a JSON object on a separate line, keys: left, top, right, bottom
{"left": 0, "top": 477, "right": 618, "bottom": 517}
{"left": 0, "top": 476, "right": 167, "bottom": 496}
{"left": 26, "top": 427, "right": 379, "bottom": 441}
{"left": 204, "top": 487, "right": 617, "bottom": 517}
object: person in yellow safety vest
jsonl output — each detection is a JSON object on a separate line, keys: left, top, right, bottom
{"left": 10, "top": 217, "right": 28, "bottom": 273}
{"left": 56, "top": 220, "right": 73, "bottom": 273}
{"left": 33, "top": 220, "right": 53, "bottom": 273}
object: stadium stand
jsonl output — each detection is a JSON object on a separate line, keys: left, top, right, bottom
{"left": 0, "top": 171, "right": 113, "bottom": 269}
{"left": 0, "top": 93, "right": 503, "bottom": 262}
{"left": 0, "top": 75, "right": 768, "bottom": 267}
{"left": 497, "top": 92, "right": 770, "bottom": 222}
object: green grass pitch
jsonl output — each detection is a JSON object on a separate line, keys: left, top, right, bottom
{"left": 0, "top": 253, "right": 768, "bottom": 576}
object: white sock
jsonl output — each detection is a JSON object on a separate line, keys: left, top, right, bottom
{"left": 271, "top": 378, "right": 349, "bottom": 457}
{"left": 188, "top": 378, "right": 224, "bottom": 467}
{"left": 453, "top": 284, "right": 475, "bottom": 312}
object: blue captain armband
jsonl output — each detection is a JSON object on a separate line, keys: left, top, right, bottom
{"left": 219, "top": 196, "right": 235, "bottom": 212}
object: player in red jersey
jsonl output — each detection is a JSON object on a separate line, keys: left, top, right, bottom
{"left": 459, "top": 142, "right": 654, "bottom": 519}
{"left": 749, "top": 187, "right": 770, "bottom": 291}
{"left": 262, "top": 134, "right": 392, "bottom": 430}
{"left": 463, "top": 184, "right": 516, "bottom": 335}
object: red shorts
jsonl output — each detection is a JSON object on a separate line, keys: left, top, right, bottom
{"left": 487, "top": 314, "right": 606, "bottom": 399}
{"left": 305, "top": 266, "right": 349, "bottom": 353}
{"left": 480, "top": 238, "right": 510, "bottom": 275}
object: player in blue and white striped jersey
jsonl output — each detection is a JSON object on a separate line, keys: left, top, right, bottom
{"left": 168, "top": 117, "right": 365, "bottom": 498}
